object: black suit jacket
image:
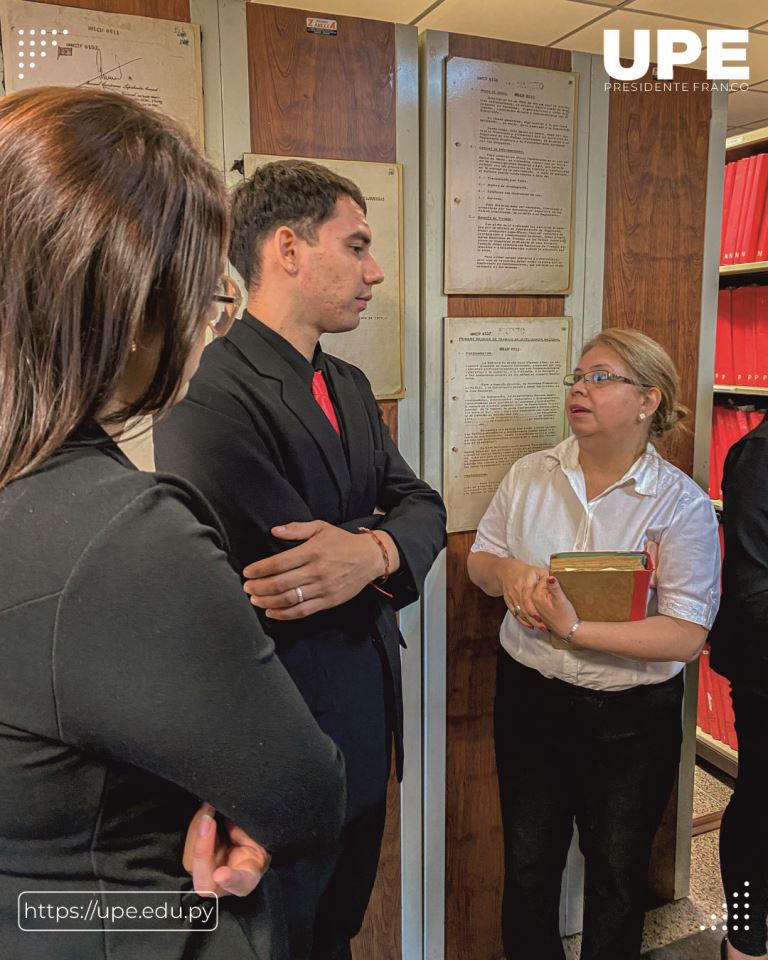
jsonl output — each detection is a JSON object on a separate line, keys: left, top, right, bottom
{"left": 709, "top": 416, "right": 768, "bottom": 692}
{"left": 0, "top": 425, "right": 346, "bottom": 960}
{"left": 154, "top": 312, "right": 446, "bottom": 807}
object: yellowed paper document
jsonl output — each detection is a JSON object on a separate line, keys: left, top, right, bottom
{"left": 444, "top": 317, "right": 571, "bottom": 533}
{"left": 0, "top": 0, "right": 203, "bottom": 143}
{"left": 445, "top": 57, "right": 577, "bottom": 295}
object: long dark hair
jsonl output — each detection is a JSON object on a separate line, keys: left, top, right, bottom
{"left": 0, "top": 87, "right": 228, "bottom": 487}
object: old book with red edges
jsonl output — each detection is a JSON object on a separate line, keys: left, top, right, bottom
{"left": 743, "top": 154, "right": 768, "bottom": 263}
{"left": 734, "top": 156, "right": 758, "bottom": 263}
{"left": 547, "top": 552, "right": 653, "bottom": 652}
{"left": 721, "top": 162, "right": 737, "bottom": 264}
{"left": 714, "top": 288, "right": 733, "bottom": 384}
{"left": 723, "top": 158, "right": 749, "bottom": 264}
{"left": 731, "top": 286, "right": 757, "bottom": 385}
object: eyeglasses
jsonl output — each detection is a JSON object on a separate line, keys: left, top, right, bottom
{"left": 208, "top": 276, "right": 242, "bottom": 338}
{"left": 563, "top": 370, "right": 654, "bottom": 389}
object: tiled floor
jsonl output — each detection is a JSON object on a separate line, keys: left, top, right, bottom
{"left": 561, "top": 762, "right": 735, "bottom": 960}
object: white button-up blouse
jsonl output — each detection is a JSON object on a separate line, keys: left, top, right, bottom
{"left": 470, "top": 436, "right": 721, "bottom": 691}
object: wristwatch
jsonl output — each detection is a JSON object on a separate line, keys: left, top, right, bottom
{"left": 560, "top": 618, "right": 582, "bottom": 646}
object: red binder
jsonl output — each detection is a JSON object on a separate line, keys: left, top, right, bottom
{"left": 757, "top": 286, "right": 768, "bottom": 386}
{"left": 698, "top": 645, "right": 715, "bottom": 737}
{"left": 743, "top": 155, "right": 768, "bottom": 263}
{"left": 757, "top": 197, "right": 768, "bottom": 262}
{"left": 735, "top": 156, "right": 758, "bottom": 263}
{"left": 714, "top": 288, "right": 733, "bottom": 384}
{"left": 721, "top": 162, "right": 737, "bottom": 264}
{"left": 724, "top": 406, "right": 744, "bottom": 450}
{"left": 711, "top": 406, "right": 726, "bottom": 501}
{"left": 723, "top": 159, "right": 749, "bottom": 264}
{"left": 708, "top": 414, "right": 719, "bottom": 499}
{"left": 731, "top": 287, "right": 758, "bottom": 385}
{"left": 735, "top": 405, "right": 752, "bottom": 437}
{"left": 748, "top": 409, "right": 765, "bottom": 429}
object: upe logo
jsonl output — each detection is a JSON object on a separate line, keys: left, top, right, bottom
{"left": 603, "top": 29, "right": 749, "bottom": 81}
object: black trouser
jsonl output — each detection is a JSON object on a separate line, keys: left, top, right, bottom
{"left": 277, "top": 636, "right": 392, "bottom": 960}
{"left": 720, "top": 684, "right": 768, "bottom": 957}
{"left": 494, "top": 650, "right": 684, "bottom": 960}
{"left": 308, "top": 799, "right": 388, "bottom": 960}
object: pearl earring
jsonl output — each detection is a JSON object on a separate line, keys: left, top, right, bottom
{"left": 130, "top": 341, "right": 138, "bottom": 353}
{"left": 638, "top": 412, "right": 647, "bottom": 421}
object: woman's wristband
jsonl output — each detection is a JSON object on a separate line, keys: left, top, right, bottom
{"left": 560, "top": 619, "right": 582, "bottom": 646}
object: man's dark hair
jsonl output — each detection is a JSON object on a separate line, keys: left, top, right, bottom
{"left": 229, "top": 159, "right": 367, "bottom": 289}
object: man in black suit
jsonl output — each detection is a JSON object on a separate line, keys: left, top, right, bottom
{"left": 154, "top": 160, "right": 446, "bottom": 960}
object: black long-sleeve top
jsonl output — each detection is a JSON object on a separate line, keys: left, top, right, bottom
{"left": 709, "top": 417, "right": 768, "bottom": 692}
{"left": 0, "top": 425, "right": 346, "bottom": 960}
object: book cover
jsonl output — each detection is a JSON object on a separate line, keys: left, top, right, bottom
{"left": 548, "top": 552, "right": 652, "bottom": 649}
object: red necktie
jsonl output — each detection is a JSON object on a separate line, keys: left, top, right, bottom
{"left": 312, "top": 370, "right": 340, "bottom": 435}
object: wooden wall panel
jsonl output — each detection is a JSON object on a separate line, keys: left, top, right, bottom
{"left": 603, "top": 65, "right": 711, "bottom": 475}
{"left": 603, "top": 66, "right": 712, "bottom": 903}
{"left": 444, "top": 34, "right": 570, "bottom": 960}
{"left": 34, "top": 0, "right": 189, "bottom": 19}
{"left": 247, "top": 3, "right": 395, "bottom": 162}
{"left": 246, "top": 7, "right": 401, "bottom": 958}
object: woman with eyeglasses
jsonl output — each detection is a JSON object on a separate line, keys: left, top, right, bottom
{"left": 0, "top": 87, "right": 345, "bottom": 960}
{"left": 467, "top": 329, "right": 720, "bottom": 960}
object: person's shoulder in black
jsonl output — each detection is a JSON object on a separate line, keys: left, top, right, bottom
{"left": 0, "top": 430, "right": 346, "bottom": 959}
{"left": 709, "top": 416, "right": 768, "bottom": 689}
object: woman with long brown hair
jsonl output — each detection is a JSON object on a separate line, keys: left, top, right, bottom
{"left": 0, "top": 87, "right": 345, "bottom": 960}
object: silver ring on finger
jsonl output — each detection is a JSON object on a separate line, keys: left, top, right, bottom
{"left": 294, "top": 585, "right": 305, "bottom": 605}
{"left": 513, "top": 604, "right": 522, "bottom": 616}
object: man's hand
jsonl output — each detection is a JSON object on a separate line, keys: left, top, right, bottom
{"left": 183, "top": 802, "right": 271, "bottom": 898}
{"left": 243, "top": 520, "right": 400, "bottom": 620}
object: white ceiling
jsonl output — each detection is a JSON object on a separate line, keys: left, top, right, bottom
{"left": 251, "top": 0, "right": 768, "bottom": 135}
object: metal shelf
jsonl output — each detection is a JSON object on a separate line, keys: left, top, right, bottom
{"left": 696, "top": 728, "right": 738, "bottom": 778}
{"left": 726, "top": 126, "right": 768, "bottom": 152}
{"left": 719, "top": 260, "right": 768, "bottom": 276}
{"left": 713, "top": 384, "right": 768, "bottom": 395}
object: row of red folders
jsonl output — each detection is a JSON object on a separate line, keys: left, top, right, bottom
{"left": 699, "top": 648, "right": 737, "bottom": 750}
{"left": 709, "top": 404, "right": 766, "bottom": 502}
{"left": 697, "top": 524, "right": 738, "bottom": 751}
{"left": 721, "top": 153, "right": 768, "bottom": 265}
{"left": 714, "top": 286, "right": 768, "bottom": 387}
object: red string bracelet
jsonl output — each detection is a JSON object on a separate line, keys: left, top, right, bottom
{"left": 358, "top": 527, "right": 394, "bottom": 599}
